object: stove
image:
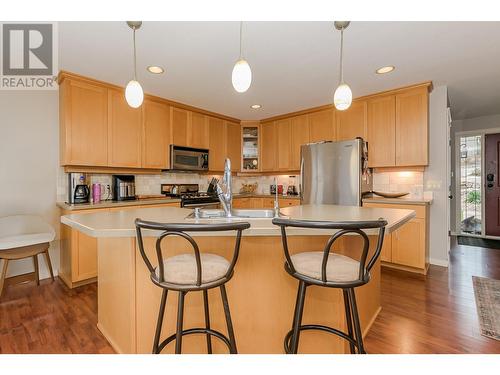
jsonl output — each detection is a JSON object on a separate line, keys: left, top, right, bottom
{"left": 161, "top": 183, "right": 220, "bottom": 208}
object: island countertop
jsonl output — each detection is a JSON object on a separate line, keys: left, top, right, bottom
{"left": 62, "top": 203, "right": 417, "bottom": 354}
{"left": 60, "top": 204, "right": 415, "bottom": 238}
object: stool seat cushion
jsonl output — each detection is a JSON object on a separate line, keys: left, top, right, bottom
{"left": 291, "top": 251, "right": 360, "bottom": 282}
{"left": 155, "top": 253, "right": 230, "bottom": 285}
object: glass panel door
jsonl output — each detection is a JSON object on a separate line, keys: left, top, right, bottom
{"left": 459, "top": 135, "right": 482, "bottom": 235}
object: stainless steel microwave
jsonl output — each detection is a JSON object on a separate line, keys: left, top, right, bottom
{"left": 169, "top": 145, "right": 209, "bottom": 172}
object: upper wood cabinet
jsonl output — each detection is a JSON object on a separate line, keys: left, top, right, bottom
{"left": 260, "top": 121, "right": 277, "bottom": 172}
{"left": 208, "top": 117, "right": 225, "bottom": 171}
{"left": 290, "top": 115, "right": 309, "bottom": 170}
{"left": 60, "top": 79, "right": 108, "bottom": 166}
{"left": 226, "top": 121, "right": 241, "bottom": 172}
{"left": 276, "top": 119, "right": 292, "bottom": 171}
{"left": 142, "top": 100, "right": 170, "bottom": 169}
{"left": 108, "top": 89, "right": 142, "bottom": 168}
{"left": 367, "top": 95, "right": 396, "bottom": 167}
{"left": 367, "top": 86, "right": 429, "bottom": 168}
{"left": 336, "top": 101, "right": 367, "bottom": 141}
{"left": 190, "top": 112, "right": 209, "bottom": 149}
{"left": 170, "top": 107, "right": 189, "bottom": 147}
{"left": 396, "top": 87, "right": 429, "bottom": 166}
{"left": 308, "top": 109, "right": 336, "bottom": 142}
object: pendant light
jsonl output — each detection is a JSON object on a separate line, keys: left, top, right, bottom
{"left": 232, "top": 21, "right": 252, "bottom": 93}
{"left": 125, "top": 21, "right": 144, "bottom": 108}
{"left": 333, "top": 21, "right": 352, "bottom": 111}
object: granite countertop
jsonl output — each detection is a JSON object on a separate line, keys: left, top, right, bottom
{"left": 234, "top": 193, "right": 300, "bottom": 199}
{"left": 60, "top": 204, "right": 415, "bottom": 238}
{"left": 57, "top": 197, "right": 182, "bottom": 211}
{"left": 362, "top": 196, "right": 433, "bottom": 206}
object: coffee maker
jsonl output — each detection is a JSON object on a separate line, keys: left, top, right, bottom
{"left": 112, "top": 175, "right": 136, "bottom": 201}
{"left": 67, "top": 173, "right": 90, "bottom": 204}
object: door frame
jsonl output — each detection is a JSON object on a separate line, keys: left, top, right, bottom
{"left": 455, "top": 127, "right": 500, "bottom": 239}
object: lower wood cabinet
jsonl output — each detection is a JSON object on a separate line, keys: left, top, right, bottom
{"left": 363, "top": 201, "right": 429, "bottom": 274}
{"left": 232, "top": 197, "right": 300, "bottom": 209}
{"left": 59, "top": 202, "right": 180, "bottom": 288}
{"left": 392, "top": 217, "right": 425, "bottom": 269}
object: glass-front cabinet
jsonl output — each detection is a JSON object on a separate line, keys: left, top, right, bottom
{"left": 241, "top": 123, "right": 260, "bottom": 172}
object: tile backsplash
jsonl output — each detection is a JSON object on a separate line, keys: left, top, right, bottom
{"left": 372, "top": 171, "right": 424, "bottom": 198}
{"left": 57, "top": 167, "right": 299, "bottom": 202}
{"left": 57, "top": 167, "right": 425, "bottom": 202}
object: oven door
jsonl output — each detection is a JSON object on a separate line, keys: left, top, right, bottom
{"left": 170, "top": 145, "right": 209, "bottom": 171}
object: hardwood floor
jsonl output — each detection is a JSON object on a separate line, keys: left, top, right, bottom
{"left": 0, "top": 277, "right": 113, "bottom": 354}
{"left": 0, "top": 238, "right": 499, "bottom": 354}
{"left": 365, "top": 238, "right": 500, "bottom": 353}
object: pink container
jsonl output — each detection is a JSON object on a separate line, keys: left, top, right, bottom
{"left": 92, "top": 183, "right": 101, "bottom": 203}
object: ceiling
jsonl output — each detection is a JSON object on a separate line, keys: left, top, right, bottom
{"left": 59, "top": 21, "right": 500, "bottom": 121}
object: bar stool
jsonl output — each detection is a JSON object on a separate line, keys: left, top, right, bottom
{"left": 0, "top": 215, "right": 55, "bottom": 297}
{"left": 135, "top": 219, "right": 250, "bottom": 354}
{"left": 272, "top": 218, "right": 387, "bottom": 354}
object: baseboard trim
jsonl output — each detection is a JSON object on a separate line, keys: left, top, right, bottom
{"left": 429, "top": 258, "right": 449, "bottom": 267}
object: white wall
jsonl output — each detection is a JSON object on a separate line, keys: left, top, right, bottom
{"left": 424, "top": 85, "right": 450, "bottom": 266}
{"left": 0, "top": 90, "right": 60, "bottom": 279}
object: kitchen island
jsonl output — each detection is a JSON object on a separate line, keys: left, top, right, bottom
{"left": 61, "top": 204, "right": 415, "bottom": 354}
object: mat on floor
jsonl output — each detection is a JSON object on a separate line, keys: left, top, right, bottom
{"left": 458, "top": 236, "right": 500, "bottom": 249}
{"left": 472, "top": 276, "right": 500, "bottom": 341}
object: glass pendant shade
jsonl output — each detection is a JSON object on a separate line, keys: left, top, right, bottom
{"left": 125, "top": 79, "right": 144, "bottom": 108}
{"left": 334, "top": 83, "right": 352, "bottom": 111}
{"left": 232, "top": 58, "right": 252, "bottom": 93}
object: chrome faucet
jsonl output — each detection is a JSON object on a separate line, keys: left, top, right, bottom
{"left": 216, "top": 158, "right": 233, "bottom": 217}
{"left": 273, "top": 177, "right": 280, "bottom": 217}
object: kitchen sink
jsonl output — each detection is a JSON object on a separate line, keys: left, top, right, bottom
{"left": 186, "top": 208, "right": 278, "bottom": 219}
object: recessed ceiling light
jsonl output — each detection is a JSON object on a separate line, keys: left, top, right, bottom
{"left": 251, "top": 104, "right": 262, "bottom": 109}
{"left": 147, "top": 66, "right": 164, "bottom": 74}
{"left": 376, "top": 66, "right": 395, "bottom": 74}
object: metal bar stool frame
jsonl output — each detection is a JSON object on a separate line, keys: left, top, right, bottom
{"left": 272, "top": 218, "right": 387, "bottom": 354}
{"left": 135, "top": 219, "right": 250, "bottom": 354}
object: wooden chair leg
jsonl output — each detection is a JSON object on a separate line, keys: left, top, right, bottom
{"left": 43, "top": 250, "right": 55, "bottom": 281}
{"left": 32, "top": 255, "right": 40, "bottom": 286}
{"left": 0, "top": 259, "right": 9, "bottom": 297}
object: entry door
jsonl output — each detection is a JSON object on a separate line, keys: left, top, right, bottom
{"left": 485, "top": 133, "right": 500, "bottom": 236}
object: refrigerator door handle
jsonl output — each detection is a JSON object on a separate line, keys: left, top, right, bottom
{"left": 299, "top": 156, "right": 304, "bottom": 202}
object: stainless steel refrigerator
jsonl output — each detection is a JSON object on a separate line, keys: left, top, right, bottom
{"left": 300, "top": 139, "right": 372, "bottom": 206}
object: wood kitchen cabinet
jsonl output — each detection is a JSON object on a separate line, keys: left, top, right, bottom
{"left": 170, "top": 107, "right": 190, "bottom": 147}
{"left": 260, "top": 121, "right": 277, "bottom": 172}
{"left": 290, "top": 115, "right": 309, "bottom": 170}
{"left": 142, "top": 99, "right": 170, "bottom": 169}
{"left": 336, "top": 101, "right": 367, "bottom": 141}
{"left": 392, "top": 218, "right": 426, "bottom": 269}
{"left": 308, "top": 108, "right": 336, "bottom": 143}
{"left": 363, "top": 201, "right": 429, "bottom": 274}
{"left": 59, "top": 202, "right": 181, "bottom": 289}
{"left": 395, "top": 87, "right": 429, "bottom": 166}
{"left": 108, "top": 89, "right": 142, "bottom": 168}
{"left": 59, "top": 78, "right": 108, "bottom": 166}
{"left": 279, "top": 198, "right": 301, "bottom": 207}
{"left": 276, "top": 118, "right": 292, "bottom": 171}
{"left": 190, "top": 112, "right": 209, "bottom": 149}
{"left": 225, "top": 121, "right": 241, "bottom": 172}
{"left": 367, "top": 95, "right": 396, "bottom": 167}
{"left": 208, "top": 117, "right": 226, "bottom": 171}
{"left": 367, "top": 85, "right": 429, "bottom": 168}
